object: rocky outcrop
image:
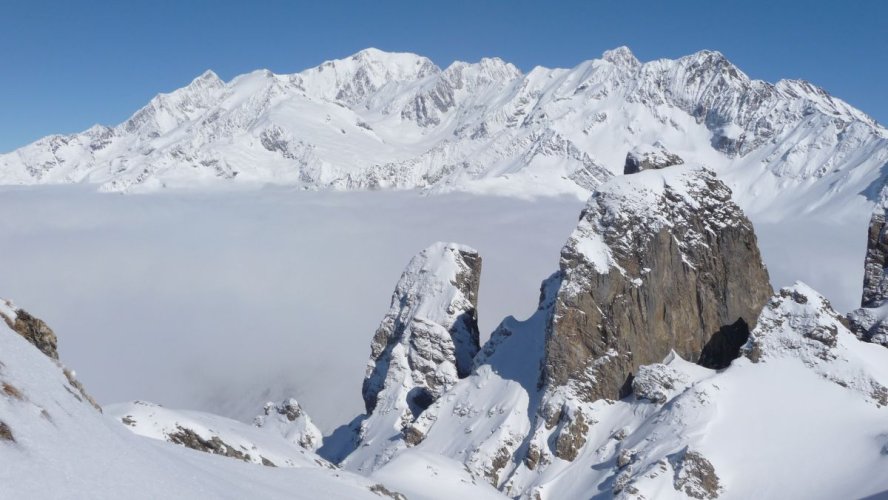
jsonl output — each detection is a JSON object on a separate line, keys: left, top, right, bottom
{"left": 167, "top": 426, "right": 253, "bottom": 462}
{"left": 544, "top": 166, "right": 772, "bottom": 403}
{"left": 631, "top": 359, "right": 689, "bottom": 404}
{"left": 344, "top": 243, "right": 482, "bottom": 471}
{"left": 747, "top": 283, "right": 888, "bottom": 406}
{"left": 861, "top": 210, "right": 888, "bottom": 308}
{"left": 0, "top": 301, "right": 59, "bottom": 360}
{"left": 623, "top": 143, "right": 684, "bottom": 175}
{"left": 671, "top": 449, "right": 722, "bottom": 499}
{"left": 0, "top": 299, "right": 99, "bottom": 410}
{"left": 848, "top": 210, "right": 888, "bottom": 347}
{"left": 362, "top": 242, "right": 482, "bottom": 417}
{"left": 107, "top": 400, "right": 332, "bottom": 468}
{"left": 254, "top": 398, "right": 323, "bottom": 451}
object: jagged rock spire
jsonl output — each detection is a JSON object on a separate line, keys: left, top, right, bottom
{"left": 343, "top": 243, "right": 482, "bottom": 471}
{"left": 362, "top": 242, "right": 482, "bottom": 416}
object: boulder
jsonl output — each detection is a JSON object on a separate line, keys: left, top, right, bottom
{"left": 623, "top": 143, "right": 684, "bottom": 175}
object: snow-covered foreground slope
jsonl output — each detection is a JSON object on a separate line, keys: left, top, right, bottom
{"left": 0, "top": 310, "right": 402, "bottom": 500}
{"left": 1, "top": 47, "right": 886, "bottom": 221}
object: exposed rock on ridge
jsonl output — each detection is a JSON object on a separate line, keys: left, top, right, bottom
{"left": 544, "top": 165, "right": 772, "bottom": 403}
{"left": 107, "top": 400, "right": 332, "bottom": 468}
{"left": 0, "top": 299, "right": 99, "bottom": 410}
{"left": 254, "top": 398, "right": 323, "bottom": 451}
{"left": 0, "top": 301, "right": 59, "bottom": 360}
{"left": 747, "top": 283, "right": 888, "bottom": 407}
{"left": 848, "top": 209, "right": 888, "bottom": 347}
{"left": 623, "top": 143, "right": 685, "bottom": 174}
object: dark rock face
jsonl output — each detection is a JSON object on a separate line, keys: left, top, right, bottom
{"left": 544, "top": 167, "right": 772, "bottom": 403}
{"left": 861, "top": 211, "right": 888, "bottom": 308}
{"left": 698, "top": 318, "right": 751, "bottom": 369}
{"left": 848, "top": 210, "right": 888, "bottom": 347}
{"left": 623, "top": 144, "right": 685, "bottom": 175}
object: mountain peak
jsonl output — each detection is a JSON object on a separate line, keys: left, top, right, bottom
{"left": 680, "top": 49, "right": 743, "bottom": 77}
{"left": 188, "top": 69, "right": 224, "bottom": 90}
{"left": 341, "top": 47, "right": 438, "bottom": 73}
{"left": 601, "top": 46, "right": 640, "bottom": 67}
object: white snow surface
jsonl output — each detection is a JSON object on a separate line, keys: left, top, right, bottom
{"left": 0, "top": 314, "right": 397, "bottom": 500}
{"left": 105, "top": 400, "right": 326, "bottom": 467}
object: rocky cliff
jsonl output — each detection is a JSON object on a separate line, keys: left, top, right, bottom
{"left": 848, "top": 210, "right": 888, "bottom": 347}
{"left": 340, "top": 163, "right": 777, "bottom": 488}
{"left": 544, "top": 165, "right": 773, "bottom": 404}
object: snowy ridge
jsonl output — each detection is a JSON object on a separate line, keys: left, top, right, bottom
{"left": 105, "top": 400, "right": 328, "bottom": 468}
{"left": 747, "top": 283, "right": 888, "bottom": 406}
{"left": 1, "top": 47, "right": 886, "bottom": 218}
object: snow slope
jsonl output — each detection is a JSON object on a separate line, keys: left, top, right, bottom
{"left": 1, "top": 47, "right": 885, "bottom": 221}
{"left": 0, "top": 309, "right": 405, "bottom": 499}
{"left": 105, "top": 400, "right": 325, "bottom": 468}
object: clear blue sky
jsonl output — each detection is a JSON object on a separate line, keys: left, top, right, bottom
{"left": 1, "top": 0, "right": 885, "bottom": 152}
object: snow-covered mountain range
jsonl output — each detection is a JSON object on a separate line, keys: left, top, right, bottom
{"left": 2, "top": 47, "right": 887, "bottom": 219}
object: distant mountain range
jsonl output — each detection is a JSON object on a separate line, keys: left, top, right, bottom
{"left": 2, "top": 47, "right": 886, "bottom": 219}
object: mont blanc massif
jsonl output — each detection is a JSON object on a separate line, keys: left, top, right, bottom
{"left": 2, "top": 47, "right": 888, "bottom": 499}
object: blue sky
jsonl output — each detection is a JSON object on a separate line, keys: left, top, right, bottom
{"left": 1, "top": 0, "right": 885, "bottom": 152}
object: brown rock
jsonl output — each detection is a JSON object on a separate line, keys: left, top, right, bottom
{"left": 544, "top": 168, "right": 772, "bottom": 403}
{"left": 6, "top": 309, "right": 59, "bottom": 360}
